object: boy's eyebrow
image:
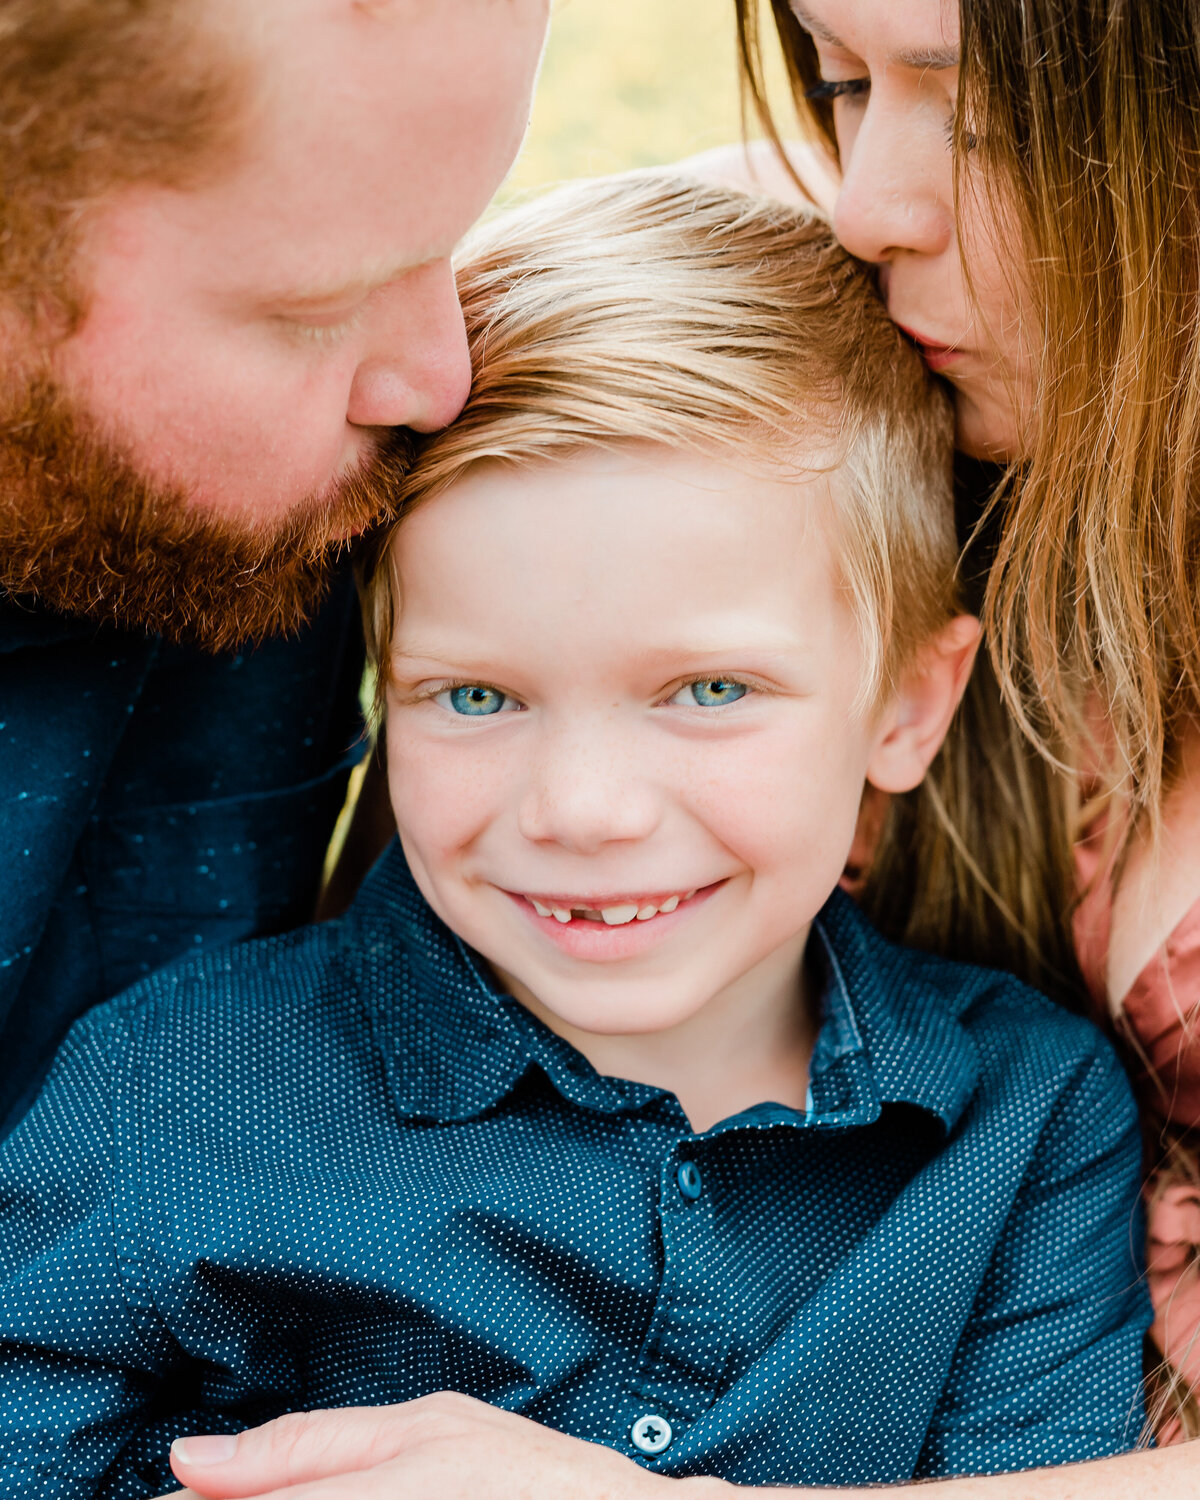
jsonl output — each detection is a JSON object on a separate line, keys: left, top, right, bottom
{"left": 388, "top": 648, "right": 511, "bottom": 679}
{"left": 789, "top": 1, "right": 959, "bottom": 70}
{"left": 630, "top": 637, "right": 805, "bottom": 667}
{"left": 390, "top": 633, "right": 809, "bottom": 677}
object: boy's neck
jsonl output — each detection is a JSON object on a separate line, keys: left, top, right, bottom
{"left": 495, "top": 930, "right": 819, "bottom": 1136}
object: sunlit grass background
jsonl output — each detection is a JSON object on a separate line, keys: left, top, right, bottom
{"left": 502, "top": 0, "right": 791, "bottom": 197}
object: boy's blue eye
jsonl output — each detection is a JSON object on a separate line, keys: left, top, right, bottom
{"left": 672, "top": 679, "right": 749, "bottom": 708}
{"left": 439, "top": 685, "right": 517, "bottom": 716}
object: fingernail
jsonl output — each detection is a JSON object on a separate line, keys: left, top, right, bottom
{"left": 172, "top": 1434, "right": 239, "bottom": 1466}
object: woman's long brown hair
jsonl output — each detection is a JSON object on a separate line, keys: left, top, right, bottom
{"left": 738, "top": 0, "right": 1200, "bottom": 1427}
{"left": 737, "top": 0, "right": 1086, "bottom": 1005}
{"left": 961, "top": 1, "right": 1200, "bottom": 826}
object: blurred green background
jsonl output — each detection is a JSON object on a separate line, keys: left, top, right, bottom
{"left": 503, "top": 0, "right": 789, "bottom": 197}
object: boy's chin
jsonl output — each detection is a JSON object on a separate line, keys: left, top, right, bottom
{"left": 491, "top": 960, "right": 716, "bottom": 1041}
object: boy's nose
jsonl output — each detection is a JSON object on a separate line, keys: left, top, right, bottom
{"left": 517, "top": 726, "right": 662, "bottom": 855}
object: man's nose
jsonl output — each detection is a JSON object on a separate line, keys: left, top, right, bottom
{"left": 831, "top": 104, "right": 951, "bottom": 268}
{"left": 345, "top": 260, "right": 472, "bottom": 433}
{"left": 517, "top": 721, "right": 663, "bottom": 856}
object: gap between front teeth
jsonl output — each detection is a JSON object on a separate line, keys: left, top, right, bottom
{"left": 529, "top": 891, "right": 696, "bottom": 925}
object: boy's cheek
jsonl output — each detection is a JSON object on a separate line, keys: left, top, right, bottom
{"left": 386, "top": 742, "right": 507, "bottom": 863}
{"left": 688, "top": 725, "right": 869, "bottom": 858}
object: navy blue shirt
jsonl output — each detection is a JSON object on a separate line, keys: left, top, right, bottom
{"left": 0, "top": 571, "right": 365, "bottom": 1134}
{"left": 0, "top": 842, "right": 1150, "bottom": 1497}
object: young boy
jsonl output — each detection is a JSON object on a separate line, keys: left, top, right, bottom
{"left": 0, "top": 174, "right": 1149, "bottom": 1499}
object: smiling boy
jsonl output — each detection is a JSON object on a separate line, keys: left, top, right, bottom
{"left": 0, "top": 175, "right": 1149, "bottom": 1498}
{"left": 383, "top": 444, "right": 924, "bottom": 1132}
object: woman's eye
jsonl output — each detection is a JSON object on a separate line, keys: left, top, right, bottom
{"left": 669, "top": 679, "right": 750, "bottom": 709}
{"left": 803, "top": 77, "right": 870, "bottom": 103}
{"left": 437, "top": 684, "right": 519, "bottom": 717}
{"left": 944, "top": 115, "right": 979, "bottom": 152}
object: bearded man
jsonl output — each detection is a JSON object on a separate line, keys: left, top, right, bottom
{"left": 0, "top": 0, "right": 548, "bottom": 1133}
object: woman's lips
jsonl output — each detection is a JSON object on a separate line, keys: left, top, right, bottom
{"left": 503, "top": 881, "right": 726, "bottom": 961}
{"left": 895, "top": 323, "right": 964, "bottom": 373}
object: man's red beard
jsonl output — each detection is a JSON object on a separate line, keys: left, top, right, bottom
{"left": 0, "top": 376, "right": 415, "bottom": 652}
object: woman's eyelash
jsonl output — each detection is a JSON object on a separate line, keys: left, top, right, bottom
{"left": 803, "top": 77, "right": 869, "bottom": 103}
{"left": 944, "top": 118, "right": 979, "bottom": 151}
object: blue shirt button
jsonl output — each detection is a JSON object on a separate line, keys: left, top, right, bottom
{"left": 630, "top": 1413, "right": 673, "bottom": 1455}
{"left": 677, "top": 1162, "right": 702, "bottom": 1200}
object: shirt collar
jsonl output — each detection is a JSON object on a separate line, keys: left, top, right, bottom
{"left": 345, "top": 842, "right": 980, "bottom": 1133}
{"left": 808, "top": 889, "right": 981, "bottom": 1133}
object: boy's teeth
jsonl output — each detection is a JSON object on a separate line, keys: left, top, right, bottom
{"left": 533, "top": 888, "right": 701, "bottom": 927}
{"left": 601, "top": 904, "right": 640, "bottom": 926}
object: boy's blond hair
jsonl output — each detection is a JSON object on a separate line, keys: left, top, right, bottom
{"left": 361, "top": 171, "right": 956, "bottom": 717}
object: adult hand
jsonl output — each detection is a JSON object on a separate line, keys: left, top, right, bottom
{"left": 167, "top": 1393, "right": 729, "bottom": 1500}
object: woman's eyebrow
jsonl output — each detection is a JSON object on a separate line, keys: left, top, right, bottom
{"left": 789, "top": 1, "right": 958, "bottom": 70}
{"left": 788, "top": 2, "right": 845, "bottom": 48}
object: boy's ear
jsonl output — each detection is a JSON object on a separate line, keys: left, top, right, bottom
{"left": 865, "top": 615, "right": 981, "bottom": 795}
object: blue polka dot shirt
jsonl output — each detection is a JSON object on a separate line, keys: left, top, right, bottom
{"left": 0, "top": 841, "right": 1150, "bottom": 1497}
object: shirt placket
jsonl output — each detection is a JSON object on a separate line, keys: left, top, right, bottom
{"left": 613, "top": 1139, "right": 731, "bottom": 1466}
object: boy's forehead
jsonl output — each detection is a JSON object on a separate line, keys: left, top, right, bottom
{"left": 387, "top": 447, "right": 855, "bottom": 656}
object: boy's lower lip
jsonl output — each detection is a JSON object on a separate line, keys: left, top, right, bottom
{"left": 503, "top": 881, "right": 725, "bottom": 961}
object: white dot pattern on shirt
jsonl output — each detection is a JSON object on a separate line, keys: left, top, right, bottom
{"left": 0, "top": 848, "right": 1151, "bottom": 1497}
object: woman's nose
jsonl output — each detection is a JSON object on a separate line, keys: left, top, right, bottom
{"left": 831, "top": 103, "right": 952, "bottom": 268}
{"left": 345, "top": 260, "right": 473, "bottom": 433}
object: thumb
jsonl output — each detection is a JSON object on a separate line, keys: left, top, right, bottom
{"left": 169, "top": 1404, "right": 430, "bottom": 1498}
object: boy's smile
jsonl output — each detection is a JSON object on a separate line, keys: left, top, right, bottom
{"left": 508, "top": 880, "right": 715, "bottom": 959}
{"left": 384, "top": 443, "right": 959, "bottom": 1127}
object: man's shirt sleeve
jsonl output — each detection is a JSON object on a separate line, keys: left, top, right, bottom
{"left": 0, "top": 1003, "right": 174, "bottom": 1500}
{"left": 917, "top": 1027, "right": 1152, "bottom": 1477}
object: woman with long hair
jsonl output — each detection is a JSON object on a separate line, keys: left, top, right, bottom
{"left": 734, "top": 0, "right": 1200, "bottom": 1456}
